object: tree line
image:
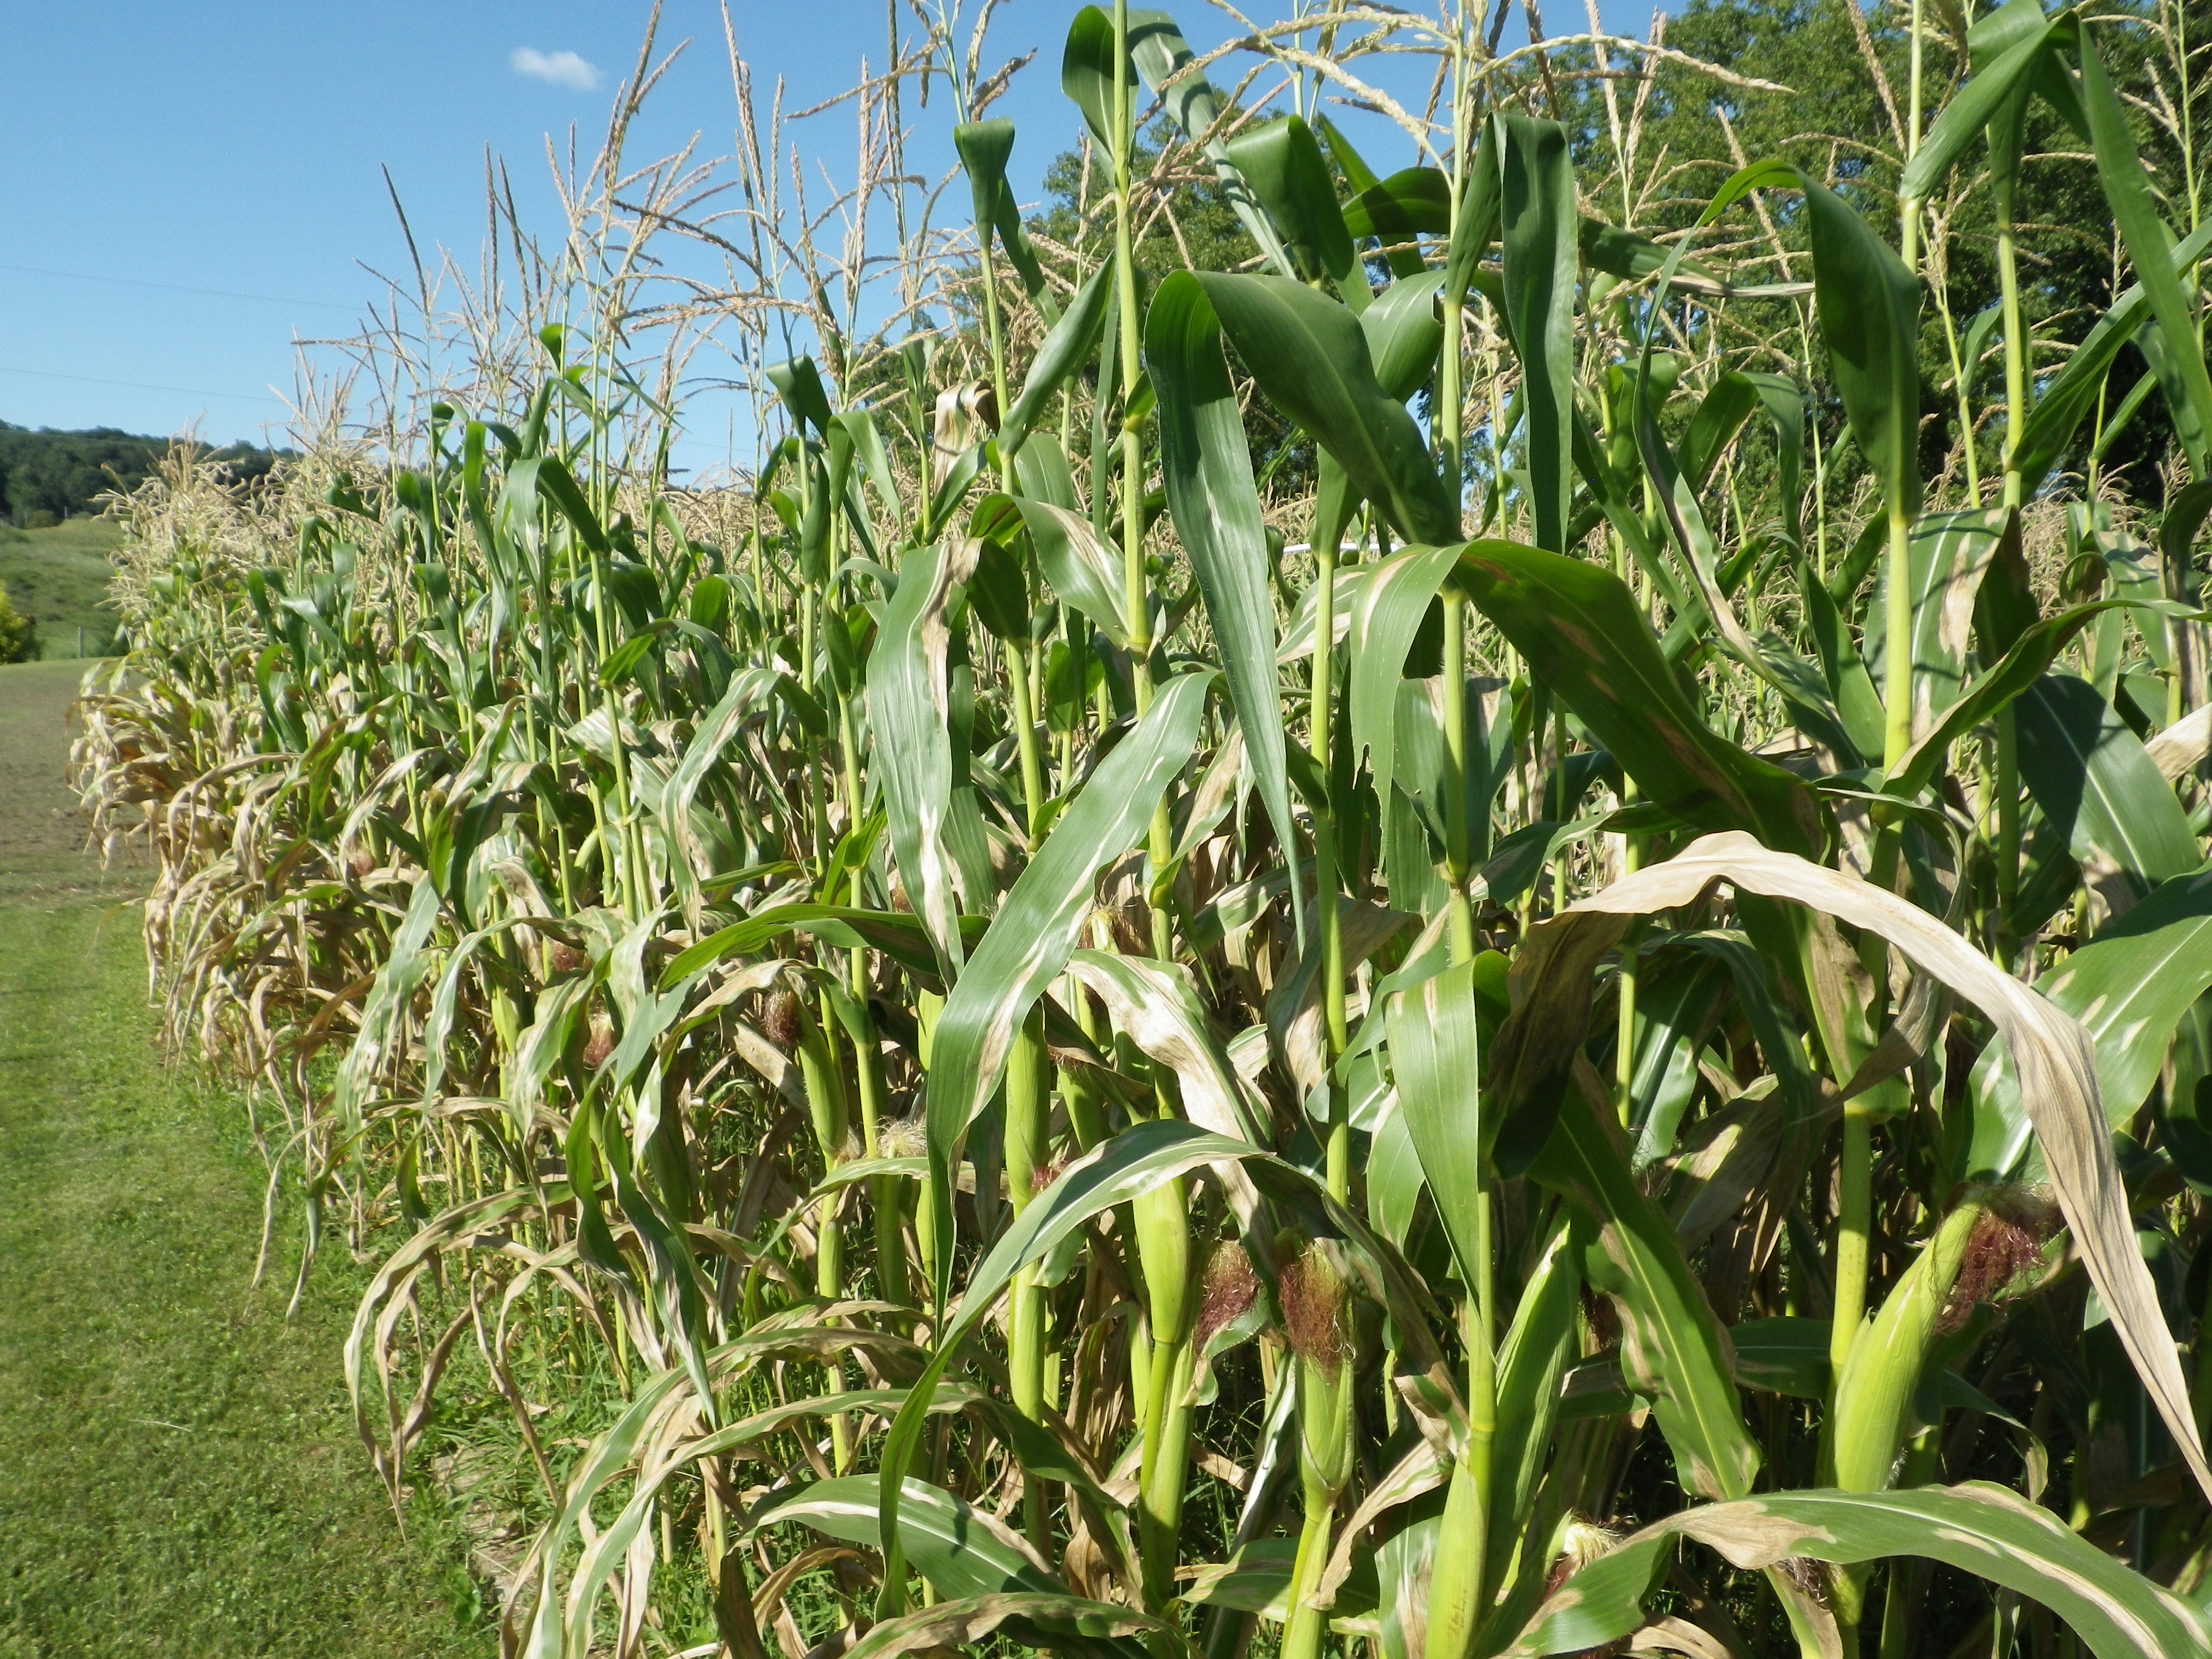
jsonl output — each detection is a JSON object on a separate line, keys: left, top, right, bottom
{"left": 0, "top": 423, "right": 280, "bottom": 528}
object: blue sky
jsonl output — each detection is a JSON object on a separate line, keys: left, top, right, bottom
{"left": 1, "top": 0, "right": 1671, "bottom": 478}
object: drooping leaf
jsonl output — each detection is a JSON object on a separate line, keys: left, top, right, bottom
{"left": 1347, "top": 542, "right": 1462, "bottom": 815}
{"left": 1506, "top": 1483, "right": 2212, "bottom": 1659}
{"left": 1970, "top": 869, "right": 2212, "bottom": 1176}
{"left": 1360, "top": 268, "right": 1446, "bottom": 403}
{"left": 767, "top": 355, "right": 835, "bottom": 438}
{"left": 1126, "top": 9, "right": 1295, "bottom": 275}
{"left": 1550, "top": 831, "right": 2212, "bottom": 1505}
{"left": 336, "top": 874, "right": 444, "bottom": 1128}
{"left": 1861, "top": 508, "right": 2013, "bottom": 743}
{"left": 952, "top": 120, "right": 1017, "bottom": 246}
{"left": 1063, "top": 949, "right": 1271, "bottom": 1144}
{"left": 973, "top": 493, "right": 1127, "bottom": 646}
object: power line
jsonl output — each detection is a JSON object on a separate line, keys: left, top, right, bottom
{"left": 0, "top": 261, "right": 357, "bottom": 313}
{"left": 0, "top": 364, "right": 286, "bottom": 405}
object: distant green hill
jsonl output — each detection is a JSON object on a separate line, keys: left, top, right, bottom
{"left": 0, "top": 518, "right": 123, "bottom": 658}
{"left": 0, "top": 423, "right": 278, "bottom": 527}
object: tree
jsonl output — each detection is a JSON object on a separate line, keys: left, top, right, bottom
{"left": 0, "top": 581, "right": 37, "bottom": 663}
{"left": 0, "top": 424, "right": 280, "bottom": 525}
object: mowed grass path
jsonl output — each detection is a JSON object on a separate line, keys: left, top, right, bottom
{"left": 0, "top": 659, "right": 491, "bottom": 1657}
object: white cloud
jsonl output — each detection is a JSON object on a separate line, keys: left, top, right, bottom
{"left": 511, "top": 47, "right": 601, "bottom": 90}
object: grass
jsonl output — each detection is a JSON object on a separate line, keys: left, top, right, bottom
{"left": 0, "top": 659, "right": 495, "bottom": 1658}
{"left": 0, "top": 519, "right": 123, "bottom": 659}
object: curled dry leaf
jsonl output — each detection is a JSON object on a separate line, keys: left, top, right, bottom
{"left": 1543, "top": 830, "right": 2211, "bottom": 1504}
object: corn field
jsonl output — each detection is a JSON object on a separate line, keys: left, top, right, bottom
{"left": 67, "top": 0, "right": 2212, "bottom": 1653}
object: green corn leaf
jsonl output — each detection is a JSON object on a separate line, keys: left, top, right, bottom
{"left": 2015, "top": 672, "right": 2198, "bottom": 894}
{"left": 836, "top": 407, "right": 902, "bottom": 537}
{"left": 1367, "top": 1103, "right": 1427, "bottom": 1250}
{"left": 921, "top": 443, "right": 986, "bottom": 544}
{"left": 841, "top": 1595, "right": 1170, "bottom": 1659}
{"left": 965, "top": 536, "right": 1030, "bottom": 641}
{"left": 659, "top": 666, "right": 775, "bottom": 922}
{"left": 1310, "top": 109, "right": 1383, "bottom": 193}
{"left": 2080, "top": 28, "right": 2212, "bottom": 475}
{"left": 1383, "top": 961, "right": 1489, "bottom": 1289}
{"left": 1442, "top": 115, "right": 1503, "bottom": 308}
{"left": 1579, "top": 216, "right": 1773, "bottom": 296}
{"left": 1226, "top": 114, "right": 1368, "bottom": 311}
{"left": 972, "top": 493, "right": 1127, "bottom": 645}
{"left": 1002, "top": 257, "right": 1114, "bottom": 458}
{"left": 1973, "top": 0, "right": 2064, "bottom": 69}
{"left": 1346, "top": 542, "right": 1461, "bottom": 825}
{"left": 922, "top": 672, "right": 1212, "bottom": 1309}
{"left": 557, "top": 1385, "right": 989, "bottom": 1656}
{"left": 767, "top": 355, "right": 835, "bottom": 437}
{"left": 661, "top": 902, "right": 954, "bottom": 988}
{"left": 1798, "top": 167, "right": 1923, "bottom": 523}
{"left": 1900, "top": 11, "right": 2076, "bottom": 202}
{"left": 1619, "top": 947, "right": 1736, "bottom": 1166}
{"left": 1126, "top": 9, "right": 1294, "bottom": 276}
{"left": 1676, "top": 371, "right": 1761, "bottom": 495}
{"left": 1505, "top": 1483, "right": 2212, "bottom": 1659}
{"left": 1015, "top": 430, "right": 1082, "bottom": 511}
{"left": 1060, "top": 6, "right": 1120, "bottom": 151}
{"left": 875, "top": 1118, "right": 1266, "bottom": 1614}
{"left": 1195, "top": 271, "right": 1458, "bottom": 545}
{"left": 990, "top": 176, "right": 1059, "bottom": 323}
{"left": 757, "top": 1474, "right": 1062, "bottom": 1600}
{"left": 1340, "top": 165, "right": 1450, "bottom": 279}
{"left": 1063, "top": 949, "right": 1271, "bottom": 1144}
{"left": 1360, "top": 269, "right": 1446, "bottom": 403}
{"left": 952, "top": 119, "right": 1016, "bottom": 242}
{"left": 2012, "top": 222, "right": 2212, "bottom": 492}
{"left": 1451, "top": 539, "right": 1824, "bottom": 856}
{"left": 1799, "top": 565, "right": 1888, "bottom": 763}
{"left": 1528, "top": 1066, "right": 1763, "bottom": 1501}
{"left": 1497, "top": 114, "right": 1579, "bottom": 552}
{"left": 1147, "top": 272, "right": 1304, "bottom": 942}
{"left": 865, "top": 540, "right": 979, "bottom": 979}
{"left": 1487, "top": 1215, "right": 1583, "bottom": 1586}
{"left": 1885, "top": 601, "right": 2123, "bottom": 801}
{"left": 1971, "top": 868, "right": 2212, "bottom": 1177}
{"left": 1860, "top": 508, "right": 2013, "bottom": 743}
